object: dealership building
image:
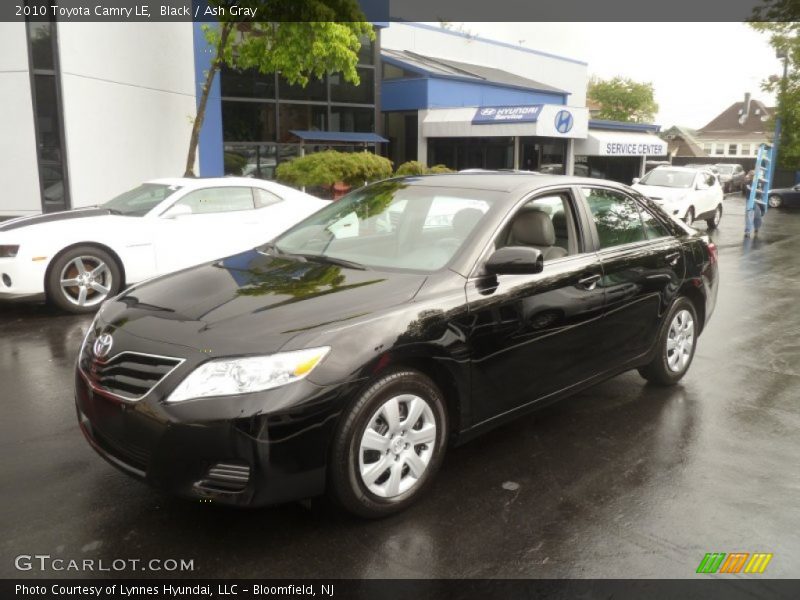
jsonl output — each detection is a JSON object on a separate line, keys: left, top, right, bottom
{"left": 0, "top": 20, "right": 666, "bottom": 218}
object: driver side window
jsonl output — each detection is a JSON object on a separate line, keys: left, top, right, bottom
{"left": 497, "top": 192, "right": 578, "bottom": 261}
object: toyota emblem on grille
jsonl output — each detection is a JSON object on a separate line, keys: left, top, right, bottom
{"left": 93, "top": 333, "right": 114, "bottom": 359}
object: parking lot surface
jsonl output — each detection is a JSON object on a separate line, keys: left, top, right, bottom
{"left": 1, "top": 194, "right": 799, "bottom": 578}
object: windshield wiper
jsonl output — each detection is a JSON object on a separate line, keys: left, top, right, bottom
{"left": 294, "top": 254, "right": 367, "bottom": 270}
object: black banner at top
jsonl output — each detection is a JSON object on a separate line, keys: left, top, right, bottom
{"left": 1, "top": 0, "right": 797, "bottom": 22}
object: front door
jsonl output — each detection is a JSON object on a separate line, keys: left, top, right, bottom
{"left": 466, "top": 188, "right": 607, "bottom": 424}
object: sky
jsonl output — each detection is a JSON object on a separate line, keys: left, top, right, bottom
{"left": 448, "top": 22, "right": 782, "bottom": 130}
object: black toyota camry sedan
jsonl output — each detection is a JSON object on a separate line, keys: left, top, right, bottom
{"left": 76, "top": 174, "right": 718, "bottom": 518}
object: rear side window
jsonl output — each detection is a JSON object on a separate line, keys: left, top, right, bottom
{"left": 639, "top": 205, "right": 670, "bottom": 239}
{"left": 583, "top": 187, "right": 647, "bottom": 249}
{"left": 173, "top": 187, "right": 255, "bottom": 214}
{"left": 254, "top": 187, "right": 283, "bottom": 208}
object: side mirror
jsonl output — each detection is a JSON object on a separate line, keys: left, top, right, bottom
{"left": 485, "top": 246, "right": 544, "bottom": 276}
{"left": 632, "top": 177, "right": 640, "bottom": 185}
{"left": 794, "top": 184, "right": 800, "bottom": 191}
{"left": 161, "top": 204, "right": 193, "bottom": 219}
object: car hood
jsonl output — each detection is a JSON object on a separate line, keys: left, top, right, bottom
{"left": 99, "top": 249, "right": 427, "bottom": 356}
{"left": 0, "top": 208, "right": 117, "bottom": 234}
{"left": 631, "top": 184, "right": 690, "bottom": 201}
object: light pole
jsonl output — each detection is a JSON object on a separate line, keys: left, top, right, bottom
{"left": 768, "top": 50, "right": 789, "bottom": 207}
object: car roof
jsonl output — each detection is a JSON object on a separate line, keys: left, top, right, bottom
{"left": 388, "top": 172, "right": 632, "bottom": 195}
{"left": 145, "top": 176, "right": 275, "bottom": 189}
{"left": 651, "top": 165, "right": 703, "bottom": 173}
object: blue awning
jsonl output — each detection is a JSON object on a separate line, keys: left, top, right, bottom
{"left": 289, "top": 130, "right": 388, "bottom": 143}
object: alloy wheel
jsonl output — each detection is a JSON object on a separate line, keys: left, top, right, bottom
{"left": 713, "top": 206, "right": 722, "bottom": 226}
{"left": 768, "top": 195, "right": 782, "bottom": 208}
{"left": 358, "top": 394, "right": 437, "bottom": 498}
{"left": 59, "top": 256, "right": 113, "bottom": 307}
{"left": 666, "top": 309, "right": 694, "bottom": 373}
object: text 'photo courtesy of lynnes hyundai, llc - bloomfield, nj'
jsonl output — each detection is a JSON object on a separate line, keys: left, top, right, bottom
{"left": 1, "top": 1, "right": 800, "bottom": 597}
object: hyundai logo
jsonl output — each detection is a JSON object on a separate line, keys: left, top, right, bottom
{"left": 554, "top": 110, "right": 574, "bottom": 134}
{"left": 93, "top": 333, "right": 114, "bottom": 359}
{"left": 480, "top": 108, "right": 497, "bottom": 116}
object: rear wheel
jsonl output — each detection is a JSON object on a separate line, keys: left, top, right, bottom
{"left": 706, "top": 204, "right": 722, "bottom": 229}
{"left": 683, "top": 207, "right": 695, "bottom": 227}
{"left": 768, "top": 194, "right": 783, "bottom": 208}
{"left": 46, "top": 246, "right": 122, "bottom": 313}
{"left": 638, "top": 297, "right": 698, "bottom": 386}
{"left": 328, "top": 369, "right": 448, "bottom": 518}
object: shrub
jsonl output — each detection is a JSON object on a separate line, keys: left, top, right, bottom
{"left": 393, "top": 161, "right": 455, "bottom": 176}
{"left": 276, "top": 150, "right": 393, "bottom": 188}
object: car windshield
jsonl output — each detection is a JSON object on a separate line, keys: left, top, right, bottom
{"left": 101, "top": 183, "right": 181, "bottom": 216}
{"left": 639, "top": 169, "right": 695, "bottom": 189}
{"left": 272, "top": 181, "right": 498, "bottom": 272}
{"left": 716, "top": 165, "right": 733, "bottom": 174}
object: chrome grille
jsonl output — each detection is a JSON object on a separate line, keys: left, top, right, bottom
{"left": 80, "top": 339, "right": 183, "bottom": 401}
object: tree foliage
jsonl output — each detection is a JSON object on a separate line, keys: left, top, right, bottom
{"left": 275, "top": 150, "right": 393, "bottom": 187}
{"left": 186, "top": 0, "right": 374, "bottom": 176}
{"left": 750, "top": 17, "right": 800, "bottom": 168}
{"left": 587, "top": 76, "right": 658, "bottom": 123}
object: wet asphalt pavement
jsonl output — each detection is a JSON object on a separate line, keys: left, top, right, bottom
{"left": 1, "top": 194, "right": 799, "bottom": 579}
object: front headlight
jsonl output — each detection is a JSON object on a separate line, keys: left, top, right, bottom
{"left": 166, "top": 347, "right": 331, "bottom": 403}
{"left": 0, "top": 245, "right": 19, "bottom": 258}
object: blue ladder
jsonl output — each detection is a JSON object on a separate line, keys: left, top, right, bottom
{"left": 745, "top": 143, "right": 775, "bottom": 232}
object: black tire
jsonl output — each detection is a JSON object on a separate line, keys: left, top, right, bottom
{"left": 46, "top": 245, "right": 122, "bottom": 314}
{"left": 683, "top": 207, "right": 695, "bottom": 227}
{"left": 706, "top": 204, "right": 722, "bottom": 230}
{"left": 768, "top": 194, "right": 783, "bottom": 209}
{"left": 328, "top": 369, "right": 448, "bottom": 518}
{"left": 638, "top": 297, "right": 699, "bottom": 386}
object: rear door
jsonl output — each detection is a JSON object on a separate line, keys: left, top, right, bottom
{"left": 580, "top": 185, "right": 685, "bottom": 367}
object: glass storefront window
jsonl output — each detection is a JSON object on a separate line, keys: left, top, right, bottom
{"left": 220, "top": 66, "right": 276, "bottom": 99}
{"left": 223, "top": 145, "right": 277, "bottom": 179}
{"left": 278, "top": 104, "right": 327, "bottom": 142}
{"left": 357, "top": 33, "right": 375, "bottom": 65}
{"left": 278, "top": 74, "right": 327, "bottom": 102}
{"left": 222, "top": 101, "right": 277, "bottom": 142}
{"left": 330, "top": 67, "right": 374, "bottom": 104}
{"left": 330, "top": 106, "right": 374, "bottom": 132}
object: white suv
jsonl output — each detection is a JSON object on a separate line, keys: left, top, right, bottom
{"left": 632, "top": 166, "right": 724, "bottom": 229}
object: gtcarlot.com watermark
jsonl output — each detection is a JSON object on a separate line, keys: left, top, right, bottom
{"left": 14, "top": 554, "right": 195, "bottom": 573}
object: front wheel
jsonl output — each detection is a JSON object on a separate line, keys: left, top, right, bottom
{"left": 768, "top": 194, "right": 783, "bottom": 208}
{"left": 706, "top": 204, "right": 722, "bottom": 229}
{"left": 328, "top": 369, "right": 448, "bottom": 518}
{"left": 638, "top": 297, "right": 699, "bottom": 386}
{"left": 46, "top": 246, "right": 122, "bottom": 313}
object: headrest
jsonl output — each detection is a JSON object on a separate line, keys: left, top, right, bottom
{"left": 552, "top": 211, "right": 567, "bottom": 231}
{"left": 511, "top": 210, "right": 555, "bottom": 246}
{"left": 452, "top": 208, "right": 484, "bottom": 237}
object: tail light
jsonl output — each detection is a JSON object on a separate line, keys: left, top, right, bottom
{"left": 707, "top": 242, "right": 718, "bottom": 265}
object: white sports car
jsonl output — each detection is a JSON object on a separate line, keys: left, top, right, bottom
{"left": 0, "top": 177, "right": 328, "bottom": 313}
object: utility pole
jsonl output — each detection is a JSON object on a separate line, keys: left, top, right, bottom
{"left": 769, "top": 51, "right": 789, "bottom": 198}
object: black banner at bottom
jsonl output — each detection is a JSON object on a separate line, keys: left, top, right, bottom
{"left": 3, "top": 579, "right": 800, "bottom": 600}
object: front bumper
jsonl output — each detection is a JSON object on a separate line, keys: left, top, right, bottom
{"left": 0, "top": 256, "right": 48, "bottom": 298}
{"left": 75, "top": 366, "right": 361, "bottom": 507}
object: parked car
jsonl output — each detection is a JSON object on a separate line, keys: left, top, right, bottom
{"left": 0, "top": 178, "right": 328, "bottom": 312}
{"left": 632, "top": 166, "right": 724, "bottom": 228}
{"left": 684, "top": 164, "right": 719, "bottom": 174}
{"left": 76, "top": 173, "right": 719, "bottom": 518}
{"left": 714, "top": 164, "right": 746, "bottom": 193}
{"left": 761, "top": 183, "right": 800, "bottom": 208}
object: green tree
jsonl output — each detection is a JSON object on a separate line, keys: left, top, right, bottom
{"left": 750, "top": 18, "right": 800, "bottom": 168}
{"left": 587, "top": 76, "right": 658, "bottom": 123}
{"left": 186, "top": 0, "right": 374, "bottom": 176}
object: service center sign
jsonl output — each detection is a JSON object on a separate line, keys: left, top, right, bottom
{"left": 604, "top": 141, "right": 667, "bottom": 156}
{"left": 472, "top": 105, "right": 543, "bottom": 124}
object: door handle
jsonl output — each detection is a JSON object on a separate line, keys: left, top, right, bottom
{"left": 665, "top": 252, "right": 681, "bottom": 266}
{"left": 577, "top": 274, "right": 601, "bottom": 291}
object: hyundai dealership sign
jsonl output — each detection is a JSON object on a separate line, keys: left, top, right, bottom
{"left": 472, "top": 105, "right": 543, "bottom": 124}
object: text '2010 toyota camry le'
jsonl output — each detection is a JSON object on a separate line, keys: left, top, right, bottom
{"left": 75, "top": 173, "right": 718, "bottom": 518}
